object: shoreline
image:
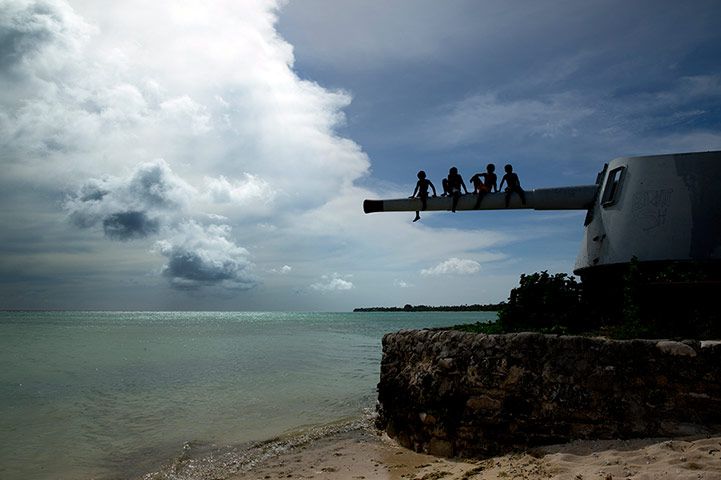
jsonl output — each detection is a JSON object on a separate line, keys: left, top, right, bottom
{"left": 226, "top": 425, "right": 721, "bottom": 479}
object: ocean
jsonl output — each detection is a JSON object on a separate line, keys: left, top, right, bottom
{"left": 0, "top": 310, "right": 497, "bottom": 480}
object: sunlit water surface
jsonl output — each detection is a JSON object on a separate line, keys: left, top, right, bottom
{"left": 0, "top": 310, "right": 496, "bottom": 479}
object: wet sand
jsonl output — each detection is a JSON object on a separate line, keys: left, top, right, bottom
{"left": 229, "top": 427, "right": 721, "bottom": 480}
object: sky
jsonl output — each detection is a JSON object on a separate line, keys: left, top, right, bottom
{"left": 1, "top": 0, "right": 720, "bottom": 311}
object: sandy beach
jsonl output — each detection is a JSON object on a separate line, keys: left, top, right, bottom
{"left": 229, "top": 426, "right": 721, "bottom": 480}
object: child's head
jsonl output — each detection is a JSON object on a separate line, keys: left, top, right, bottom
{"left": 487, "top": 164, "right": 495, "bottom": 172}
{"left": 417, "top": 170, "right": 426, "bottom": 179}
{"left": 449, "top": 167, "right": 458, "bottom": 175}
{"left": 504, "top": 164, "right": 513, "bottom": 173}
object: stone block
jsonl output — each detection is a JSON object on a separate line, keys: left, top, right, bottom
{"left": 428, "top": 437, "right": 454, "bottom": 457}
{"left": 466, "top": 395, "right": 501, "bottom": 411}
{"left": 419, "top": 412, "right": 436, "bottom": 425}
{"left": 656, "top": 341, "right": 697, "bottom": 357}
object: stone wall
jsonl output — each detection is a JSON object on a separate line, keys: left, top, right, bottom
{"left": 376, "top": 329, "right": 721, "bottom": 458}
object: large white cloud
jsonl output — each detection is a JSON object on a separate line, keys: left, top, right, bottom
{"left": 1, "top": 0, "right": 371, "bottom": 199}
{"left": 0, "top": 0, "right": 604, "bottom": 309}
{"left": 0, "top": 0, "right": 377, "bottom": 297}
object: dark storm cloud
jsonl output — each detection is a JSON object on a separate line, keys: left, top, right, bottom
{"left": 154, "top": 222, "right": 259, "bottom": 291}
{"left": 64, "top": 159, "right": 195, "bottom": 240}
{"left": 63, "top": 161, "right": 260, "bottom": 291}
{"left": 103, "top": 211, "right": 160, "bottom": 241}
{"left": 161, "top": 249, "right": 254, "bottom": 290}
{"left": 64, "top": 161, "right": 259, "bottom": 291}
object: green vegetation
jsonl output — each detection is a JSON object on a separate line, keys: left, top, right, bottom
{"left": 455, "top": 271, "right": 583, "bottom": 336}
{"left": 455, "top": 261, "right": 720, "bottom": 340}
{"left": 499, "top": 271, "right": 582, "bottom": 335}
{"left": 353, "top": 303, "right": 503, "bottom": 312}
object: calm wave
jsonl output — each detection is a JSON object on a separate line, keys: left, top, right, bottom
{"left": 0, "top": 310, "right": 496, "bottom": 479}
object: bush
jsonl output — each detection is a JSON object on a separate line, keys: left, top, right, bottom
{"left": 497, "top": 271, "right": 583, "bottom": 334}
{"left": 455, "top": 271, "right": 583, "bottom": 335}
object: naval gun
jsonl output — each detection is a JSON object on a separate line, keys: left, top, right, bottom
{"left": 364, "top": 151, "right": 721, "bottom": 308}
{"left": 363, "top": 184, "right": 598, "bottom": 213}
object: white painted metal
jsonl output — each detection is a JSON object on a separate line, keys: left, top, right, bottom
{"left": 574, "top": 151, "right": 721, "bottom": 273}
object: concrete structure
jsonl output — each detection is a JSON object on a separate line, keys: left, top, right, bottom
{"left": 377, "top": 329, "right": 721, "bottom": 458}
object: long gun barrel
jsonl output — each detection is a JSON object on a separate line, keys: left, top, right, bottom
{"left": 363, "top": 185, "right": 599, "bottom": 214}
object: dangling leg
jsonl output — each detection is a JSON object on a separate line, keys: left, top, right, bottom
{"left": 474, "top": 191, "right": 486, "bottom": 209}
{"left": 414, "top": 195, "right": 427, "bottom": 222}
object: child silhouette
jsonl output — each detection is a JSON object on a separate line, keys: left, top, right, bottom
{"left": 410, "top": 170, "right": 437, "bottom": 222}
{"left": 499, "top": 164, "right": 526, "bottom": 207}
{"left": 441, "top": 167, "right": 468, "bottom": 213}
{"left": 469, "top": 163, "right": 498, "bottom": 209}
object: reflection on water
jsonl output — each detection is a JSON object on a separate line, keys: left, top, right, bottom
{"left": 0, "top": 310, "right": 496, "bottom": 479}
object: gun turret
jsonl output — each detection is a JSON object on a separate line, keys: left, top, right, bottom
{"left": 363, "top": 151, "right": 721, "bottom": 280}
{"left": 364, "top": 151, "right": 721, "bottom": 327}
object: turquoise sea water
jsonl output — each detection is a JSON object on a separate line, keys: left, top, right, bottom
{"left": 0, "top": 310, "right": 496, "bottom": 480}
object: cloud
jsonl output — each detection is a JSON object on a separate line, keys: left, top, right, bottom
{"left": 0, "top": 0, "right": 379, "bottom": 304}
{"left": 102, "top": 211, "right": 160, "bottom": 241}
{"left": 423, "top": 92, "right": 594, "bottom": 149}
{"left": 204, "top": 173, "right": 274, "bottom": 205}
{"left": 63, "top": 159, "right": 196, "bottom": 240}
{"left": 153, "top": 221, "right": 258, "bottom": 291}
{"left": 310, "top": 273, "right": 354, "bottom": 292}
{"left": 420, "top": 72, "right": 721, "bottom": 157}
{"left": 8, "top": 0, "right": 684, "bottom": 311}
{"left": 277, "top": 0, "right": 524, "bottom": 70}
{"left": 1, "top": 0, "right": 370, "bottom": 201}
{"left": 421, "top": 258, "right": 481, "bottom": 276}
{"left": 0, "top": 0, "right": 93, "bottom": 72}
{"left": 269, "top": 265, "right": 292, "bottom": 274}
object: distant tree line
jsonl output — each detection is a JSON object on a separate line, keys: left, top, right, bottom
{"left": 353, "top": 303, "right": 504, "bottom": 312}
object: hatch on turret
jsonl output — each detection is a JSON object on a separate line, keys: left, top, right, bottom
{"left": 600, "top": 165, "right": 626, "bottom": 207}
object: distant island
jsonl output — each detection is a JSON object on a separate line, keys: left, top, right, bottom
{"left": 353, "top": 303, "right": 504, "bottom": 312}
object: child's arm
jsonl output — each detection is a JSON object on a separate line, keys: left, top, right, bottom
{"left": 461, "top": 178, "right": 469, "bottom": 194}
{"left": 429, "top": 181, "right": 437, "bottom": 196}
{"left": 411, "top": 181, "right": 420, "bottom": 198}
{"left": 499, "top": 175, "right": 507, "bottom": 190}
